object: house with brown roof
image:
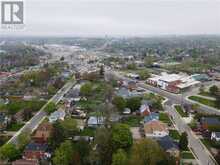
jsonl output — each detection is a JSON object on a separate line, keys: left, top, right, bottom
{"left": 32, "top": 122, "right": 53, "bottom": 143}
{"left": 12, "top": 159, "right": 39, "bottom": 165}
{"left": 144, "top": 120, "right": 169, "bottom": 138}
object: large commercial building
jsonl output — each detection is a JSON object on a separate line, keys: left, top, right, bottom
{"left": 147, "top": 72, "right": 201, "bottom": 93}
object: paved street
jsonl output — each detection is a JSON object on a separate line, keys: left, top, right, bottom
{"left": 8, "top": 80, "right": 76, "bottom": 145}
{"left": 109, "top": 70, "right": 220, "bottom": 115}
{"left": 164, "top": 102, "right": 217, "bottom": 165}
{"left": 109, "top": 70, "right": 219, "bottom": 165}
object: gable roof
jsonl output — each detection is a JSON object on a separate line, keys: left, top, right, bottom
{"left": 144, "top": 112, "right": 159, "bottom": 123}
{"left": 201, "top": 117, "right": 220, "bottom": 126}
{"left": 157, "top": 136, "right": 179, "bottom": 151}
{"left": 144, "top": 120, "right": 168, "bottom": 134}
{"left": 25, "top": 143, "right": 48, "bottom": 152}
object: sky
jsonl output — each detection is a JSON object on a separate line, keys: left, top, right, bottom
{"left": 0, "top": 0, "right": 220, "bottom": 37}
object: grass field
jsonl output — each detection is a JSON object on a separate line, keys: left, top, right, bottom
{"left": 169, "top": 129, "right": 180, "bottom": 140}
{"left": 121, "top": 116, "right": 143, "bottom": 127}
{"left": 189, "top": 96, "right": 218, "bottom": 109}
{"left": 159, "top": 113, "right": 172, "bottom": 125}
{"left": 174, "top": 105, "right": 188, "bottom": 117}
{"left": 181, "top": 151, "right": 195, "bottom": 159}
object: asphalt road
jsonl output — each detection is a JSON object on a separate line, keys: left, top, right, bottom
{"left": 108, "top": 70, "right": 220, "bottom": 115}
{"left": 8, "top": 80, "right": 76, "bottom": 145}
{"left": 164, "top": 102, "right": 217, "bottom": 165}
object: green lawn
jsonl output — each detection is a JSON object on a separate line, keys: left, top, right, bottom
{"left": 169, "top": 129, "right": 180, "bottom": 140}
{"left": 121, "top": 116, "right": 143, "bottom": 127}
{"left": 181, "top": 151, "right": 195, "bottom": 159}
{"left": 159, "top": 113, "right": 172, "bottom": 125}
{"left": 6, "top": 123, "right": 24, "bottom": 131}
{"left": 174, "top": 105, "right": 188, "bottom": 117}
{"left": 201, "top": 139, "right": 220, "bottom": 150}
{"left": 189, "top": 96, "right": 218, "bottom": 109}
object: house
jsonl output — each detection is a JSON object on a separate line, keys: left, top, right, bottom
{"left": 157, "top": 136, "right": 180, "bottom": 157}
{"left": 23, "top": 143, "right": 49, "bottom": 160}
{"left": 69, "top": 108, "right": 86, "bottom": 118}
{"left": 12, "top": 159, "right": 39, "bottom": 165}
{"left": 49, "top": 109, "right": 66, "bottom": 123}
{"left": 127, "top": 81, "right": 137, "bottom": 90}
{"left": 211, "top": 132, "right": 220, "bottom": 141}
{"left": 144, "top": 112, "right": 159, "bottom": 123}
{"left": 200, "top": 117, "right": 220, "bottom": 130}
{"left": 87, "top": 116, "right": 104, "bottom": 128}
{"left": 32, "top": 123, "right": 53, "bottom": 143}
{"left": 144, "top": 120, "right": 169, "bottom": 138}
{"left": 139, "top": 104, "right": 150, "bottom": 116}
{"left": 13, "top": 110, "right": 25, "bottom": 123}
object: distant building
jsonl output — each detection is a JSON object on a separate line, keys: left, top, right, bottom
{"left": 147, "top": 72, "right": 200, "bottom": 93}
{"left": 144, "top": 120, "right": 169, "bottom": 138}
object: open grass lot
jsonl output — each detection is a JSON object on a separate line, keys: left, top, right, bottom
{"left": 181, "top": 151, "right": 195, "bottom": 159}
{"left": 169, "top": 129, "right": 180, "bottom": 140}
{"left": 6, "top": 123, "right": 24, "bottom": 131}
{"left": 174, "top": 105, "right": 188, "bottom": 117}
{"left": 121, "top": 116, "right": 143, "bottom": 127}
{"left": 189, "top": 96, "right": 218, "bottom": 109}
{"left": 159, "top": 112, "right": 172, "bottom": 125}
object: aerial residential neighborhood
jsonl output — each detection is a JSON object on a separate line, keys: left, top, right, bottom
{"left": 0, "top": 0, "right": 220, "bottom": 165}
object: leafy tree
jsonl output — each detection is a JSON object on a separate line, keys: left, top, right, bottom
{"left": 60, "top": 56, "right": 65, "bottom": 61}
{"left": 100, "top": 65, "right": 105, "bottom": 76}
{"left": 52, "top": 140, "right": 74, "bottom": 165}
{"left": 129, "top": 139, "right": 166, "bottom": 165}
{"left": 80, "top": 82, "right": 93, "bottom": 97}
{"left": 73, "top": 139, "right": 91, "bottom": 165}
{"left": 179, "top": 132, "right": 188, "bottom": 150}
{"left": 47, "top": 84, "right": 56, "bottom": 95}
{"left": 91, "top": 127, "right": 113, "bottom": 165}
{"left": 209, "top": 85, "right": 219, "bottom": 96}
{"left": 112, "top": 149, "right": 127, "bottom": 165}
{"left": 60, "top": 117, "right": 78, "bottom": 137}
{"left": 215, "top": 94, "right": 220, "bottom": 108}
{"left": 17, "top": 130, "right": 31, "bottom": 150}
{"left": 49, "top": 121, "right": 65, "bottom": 149}
{"left": 112, "top": 124, "right": 133, "bottom": 150}
{"left": 44, "top": 102, "right": 56, "bottom": 114}
{"left": 0, "top": 143, "right": 20, "bottom": 161}
{"left": 138, "top": 70, "right": 150, "bottom": 80}
{"left": 126, "top": 97, "right": 141, "bottom": 112}
{"left": 112, "top": 96, "right": 126, "bottom": 112}
{"left": 127, "top": 63, "right": 136, "bottom": 70}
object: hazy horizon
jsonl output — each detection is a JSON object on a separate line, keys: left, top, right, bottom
{"left": 1, "top": 0, "right": 220, "bottom": 37}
